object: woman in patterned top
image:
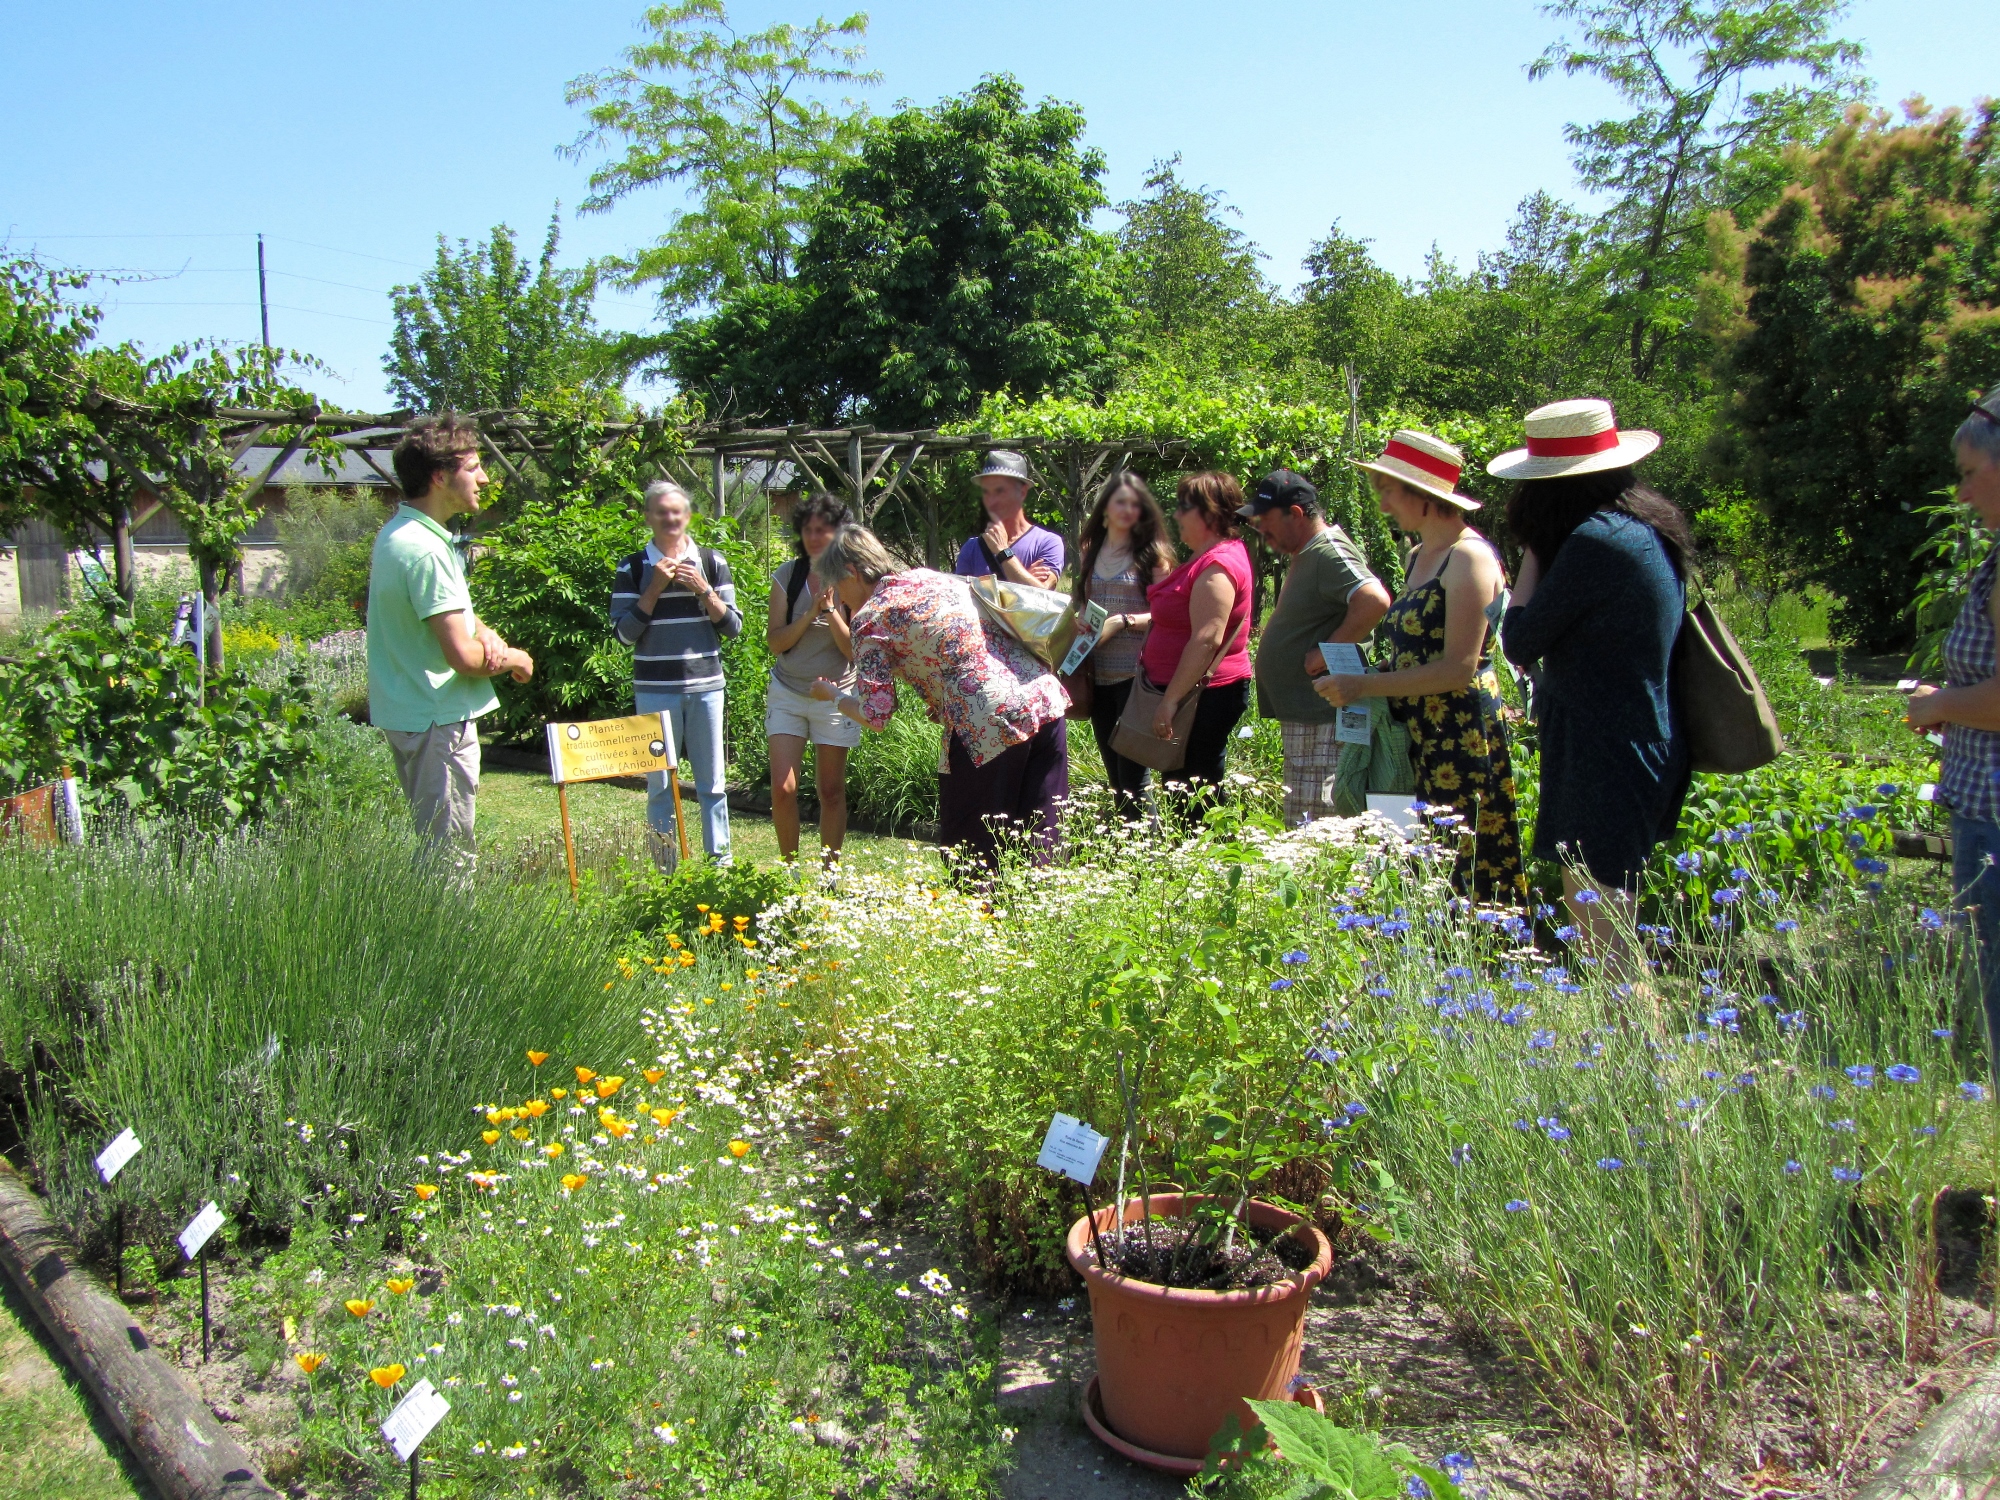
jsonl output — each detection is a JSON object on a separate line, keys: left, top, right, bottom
{"left": 1315, "top": 431, "right": 1527, "bottom": 904}
{"left": 1072, "top": 472, "right": 1177, "bottom": 820}
{"left": 807, "top": 524, "right": 1069, "bottom": 870}
{"left": 1908, "top": 384, "right": 2000, "bottom": 1084}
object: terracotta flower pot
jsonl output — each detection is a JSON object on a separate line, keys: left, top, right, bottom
{"left": 1064, "top": 1192, "right": 1333, "bottom": 1464}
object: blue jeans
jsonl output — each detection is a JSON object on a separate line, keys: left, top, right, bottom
{"left": 637, "top": 688, "right": 730, "bottom": 866}
{"left": 1951, "top": 814, "right": 2000, "bottom": 1087}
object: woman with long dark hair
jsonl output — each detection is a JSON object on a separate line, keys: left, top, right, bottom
{"left": 1494, "top": 399, "right": 1695, "bottom": 944}
{"left": 765, "top": 491, "right": 856, "bottom": 868}
{"left": 1072, "top": 472, "right": 1177, "bottom": 818}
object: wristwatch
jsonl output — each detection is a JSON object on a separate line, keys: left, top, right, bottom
{"left": 993, "top": 545, "right": 1015, "bottom": 565}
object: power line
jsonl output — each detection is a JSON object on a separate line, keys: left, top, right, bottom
{"left": 98, "top": 299, "right": 391, "bottom": 327}
{"left": 10, "top": 230, "right": 426, "bottom": 269}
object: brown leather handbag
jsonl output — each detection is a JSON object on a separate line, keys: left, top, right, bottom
{"left": 1111, "top": 669, "right": 1202, "bottom": 771}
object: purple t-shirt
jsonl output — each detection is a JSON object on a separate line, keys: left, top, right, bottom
{"left": 954, "top": 524, "right": 1066, "bottom": 580}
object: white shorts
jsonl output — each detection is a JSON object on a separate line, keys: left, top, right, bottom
{"left": 765, "top": 677, "right": 862, "bottom": 748}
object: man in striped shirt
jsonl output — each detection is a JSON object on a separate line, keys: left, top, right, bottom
{"left": 611, "top": 480, "right": 742, "bottom": 866}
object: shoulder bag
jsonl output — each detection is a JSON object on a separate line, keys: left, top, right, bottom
{"left": 1110, "top": 667, "right": 1201, "bottom": 771}
{"left": 1672, "top": 588, "right": 1784, "bottom": 774}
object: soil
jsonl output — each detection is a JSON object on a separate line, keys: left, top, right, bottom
{"left": 1089, "top": 1216, "right": 1319, "bottom": 1292}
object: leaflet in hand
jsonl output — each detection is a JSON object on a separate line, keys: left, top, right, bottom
{"left": 1320, "top": 643, "right": 1368, "bottom": 678}
{"left": 1056, "top": 601, "right": 1109, "bottom": 677}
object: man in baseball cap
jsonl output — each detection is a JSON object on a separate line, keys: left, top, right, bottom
{"left": 1239, "top": 469, "right": 1391, "bottom": 827}
{"left": 955, "top": 450, "right": 1063, "bottom": 588}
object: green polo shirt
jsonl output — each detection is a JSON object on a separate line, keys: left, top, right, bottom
{"left": 1255, "top": 525, "right": 1377, "bottom": 724}
{"left": 365, "top": 504, "right": 499, "bottom": 733}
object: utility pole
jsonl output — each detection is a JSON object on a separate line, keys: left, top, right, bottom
{"left": 256, "top": 233, "right": 270, "bottom": 349}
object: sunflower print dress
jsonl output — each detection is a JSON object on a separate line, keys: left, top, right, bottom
{"left": 1379, "top": 552, "right": 1529, "bottom": 904}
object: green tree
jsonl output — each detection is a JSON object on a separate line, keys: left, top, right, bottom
{"left": 1116, "top": 156, "right": 1277, "bottom": 370}
{"left": 1706, "top": 101, "right": 2000, "bottom": 645}
{"left": 1532, "top": 0, "right": 1867, "bottom": 377}
{"left": 385, "top": 216, "right": 607, "bottom": 410}
{"left": 565, "top": 0, "right": 877, "bottom": 323}
{"left": 669, "top": 75, "right": 1129, "bottom": 429}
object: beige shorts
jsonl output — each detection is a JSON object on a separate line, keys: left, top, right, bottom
{"left": 765, "top": 678, "right": 862, "bottom": 748}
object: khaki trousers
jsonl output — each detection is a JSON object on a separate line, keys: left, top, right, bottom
{"left": 383, "top": 719, "right": 479, "bottom": 871}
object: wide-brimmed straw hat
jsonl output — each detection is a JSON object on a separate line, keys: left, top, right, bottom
{"left": 1348, "top": 430, "right": 1480, "bottom": 511}
{"left": 1486, "top": 398, "right": 1660, "bottom": 480}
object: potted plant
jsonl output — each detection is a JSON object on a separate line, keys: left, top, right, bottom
{"left": 1062, "top": 868, "right": 1353, "bottom": 1472}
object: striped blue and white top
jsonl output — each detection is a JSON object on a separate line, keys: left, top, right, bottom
{"left": 1941, "top": 548, "right": 2000, "bottom": 825}
{"left": 610, "top": 543, "right": 743, "bottom": 693}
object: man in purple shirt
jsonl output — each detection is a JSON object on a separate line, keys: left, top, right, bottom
{"left": 954, "top": 450, "right": 1064, "bottom": 586}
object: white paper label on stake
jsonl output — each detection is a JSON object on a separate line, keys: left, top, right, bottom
{"left": 1319, "top": 642, "right": 1368, "bottom": 679}
{"left": 1898, "top": 678, "right": 1921, "bottom": 693}
{"left": 1036, "top": 1113, "right": 1109, "bottom": 1185}
{"left": 1919, "top": 783, "right": 1937, "bottom": 802}
{"left": 95, "top": 1129, "right": 141, "bottom": 1184}
{"left": 382, "top": 1377, "right": 451, "bottom": 1463}
{"left": 1335, "top": 705, "right": 1372, "bottom": 747}
{"left": 1366, "top": 793, "right": 1422, "bottom": 838}
{"left": 178, "top": 1201, "right": 225, "bottom": 1261}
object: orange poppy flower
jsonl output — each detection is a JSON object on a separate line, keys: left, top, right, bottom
{"left": 481, "top": 1130, "right": 501, "bottom": 1145}
{"left": 643, "top": 1067, "right": 666, "bottom": 1085}
{"left": 295, "top": 1351, "right": 326, "bottom": 1375}
{"left": 728, "top": 1140, "right": 751, "bottom": 1158}
{"left": 595, "top": 1076, "right": 623, "bottom": 1098}
{"left": 345, "top": 1299, "right": 375, "bottom": 1318}
{"left": 385, "top": 1277, "right": 415, "bottom": 1296}
{"left": 411, "top": 1184, "right": 438, "bottom": 1202}
{"left": 575, "top": 1067, "right": 597, "bottom": 1085}
{"left": 550, "top": 1088, "right": 568, "bottom": 1100}
{"left": 561, "top": 1173, "right": 588, "bottom": 1193}
{"left": 510, "top": 1126, "right": 532, "bottom": 1141}
{"left": 369, "top": 1364, "right": 406, "bottom": 1389}
{"left": 526, "top": 1050, "right": 549, "bottom": 1066}
{"left": 524, "top": 1099, "right": 550, "bottom": 1118}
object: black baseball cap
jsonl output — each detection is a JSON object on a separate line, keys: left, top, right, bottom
{"left": 1238, "top": 469, "right": 1317, "bottom": 518}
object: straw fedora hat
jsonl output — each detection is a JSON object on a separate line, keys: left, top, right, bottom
{"left": 1486, "top": 398, "right": 1660, "bottom": 480}
{"left": 1348, "top": 429, "right": 1480, "bottom": 511}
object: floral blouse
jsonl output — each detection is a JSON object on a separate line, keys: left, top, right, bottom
{"left": 850, "top": 570, "right": 1068, "bottom": 767}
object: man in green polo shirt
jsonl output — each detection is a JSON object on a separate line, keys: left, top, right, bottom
{"left": 1240, "top": 470, "right": 1392, "bottom": 827}
{"left": 367, "top": 414, "right": 533, "bottom": 867}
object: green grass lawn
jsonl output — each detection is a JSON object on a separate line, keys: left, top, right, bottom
{"left": 0, "top": 1275, "right": 150, "bottom": 1500}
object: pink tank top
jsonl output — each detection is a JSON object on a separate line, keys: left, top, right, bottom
{"left": 1140, "top": 537, "right": 1254, "bottom": 687}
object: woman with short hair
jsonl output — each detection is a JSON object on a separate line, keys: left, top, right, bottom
{"left": 1494, "top": 400, "right": 1693, "bottom": 939}
{"left": 1316, "top": 430, "right": 1527, "bottom": 903}
{"left": 1907, "top": 385, "right": 2000, "bottom": 1083}
{"left": 1072, "top": 472, "right": 1176, "bottom": 819}
{"left": 1140, "top": 472, "right": 1257, "bottom": 803}
{"left": 766, "top": 491, "right": 857, "bottom": 868}
{"left": 808, "top": 525, "right": 1069, "bottom": 869}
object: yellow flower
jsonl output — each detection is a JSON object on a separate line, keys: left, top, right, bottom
{"left": 411, "top": 1184, "right": 438, "bottom": 1201}
{"left": 695, "top": 904, "right": 710, "bottom": 914}
{"left": 296, "top": 1351, "right": 326, "bottom": 1375}
{"left": 652, "top": 1108, "right": 679, "bottom": 1127}
{"left": 561, "top": 1173, "right": 588, "bottom": 1193}
{"left": 575, "top": 1067, "right": 597, "bottom": 1085}
{"left": 524, "top": 1099, "right": 550, "bottom": 1118}
{"left": 487, "top": 1108, "right": 516, "bottom": 1125}
{"left": 745, "top": 970, "right": 761, "bottom": 980}
{"left": 550, "top": 1088, "right": 568, "bottom": 1100}
{"left": 595, "top": 1076, "right": 623, "bottom": 1098}
{"left": 702, "top": 996, "right": 715, "bottom": 1005}
{"left": 608, "top": 1120, "right": 634, "bottom": 1139}
{"left": 345, "top": 1299, "right": 375, "bottom": 1318}
{"left": 665, "top": 934, "right": 684, "bottom": 949}
{"left": 526, "top": 1050, "right": 549, "bottom": 1067}
{"left": 369, "top": 1364, "right": 407, "bottom": 1389}
{"left": 510, "top": 1126, "right": 531, "bottom": 1141}
{"left": 385, "top": 1277, "right": 415, "bottom": 1296}
{"left": 603, "top": 981, "right": 615, "bottom": 991}
{"left": 728, "top": 1140, "right": 751, "bottom": 1158}
{"left": 544, "top": 1143, "right": 564, "bottom": 1158}
{"left": 481, "top": 1130, "right": 501, "bottom": 1145}
{"left": 720, "top": 982, "right": 733, "bottom": 991}
{"left": 678, "top": 954, "right": 696, "bottom": 967}
{"left": 733, "top": 915, "right": 749, "bottom": 930}
{"left": 643, "top": 1067, "right": 666, "bottom": 1085}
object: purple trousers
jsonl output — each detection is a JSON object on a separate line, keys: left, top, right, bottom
{"left": 938, "top": 718, "right": 1069, "bottom": 869}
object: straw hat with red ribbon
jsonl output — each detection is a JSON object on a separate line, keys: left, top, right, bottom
{"left": 1486, "top": 398, "right": 1660, "bottom": 480}
{"left": 1349, "top": 429, "right": 1480, "bottom": 511}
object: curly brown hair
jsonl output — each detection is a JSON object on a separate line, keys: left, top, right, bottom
{"left": 391, "top": 413, "right": 482, "bottom": 500}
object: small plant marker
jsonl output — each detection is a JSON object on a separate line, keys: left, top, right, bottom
{"left": 95, "top": 1128, "right": 141, "bottom": 1298}
{"left": 178, "top": 1200, "right": 225, "bottom": 1361}
{"left": 1037, "top": 1113, "right": 1111, "bottom": 1264}
{"left": 381, "top": 1376, "right": 450, "bottom": 1499}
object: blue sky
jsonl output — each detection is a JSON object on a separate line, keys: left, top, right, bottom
{"left": 2, "top": 1, "right": 1981, "bottom": 411}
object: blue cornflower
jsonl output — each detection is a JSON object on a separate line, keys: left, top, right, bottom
{"left": 1597, "top": 1157, "right": 1624, "bottom": 1171}
{"left": 1573, "top": 890, "right": 1600, "bottom": 905}
{"left": 1703, "top": 1069, "right": 1723, "bottom": 1081}
{"left": 1343, "top": 1101, "right": 1368, "bottom": 1118}
{"left": 1380, "top": 919, "right": 1413, "bottom": 936}
{"left": 1886, "top": 1063, "right": 1921, "bottom": 1084}
{"left": 1775, "top": 919, "right": 1801, "bottom": 933}
{"left": 1676, "top": 1097, "right": 1704, "bottom": 1111}
{"left": 1448, "top": 1144, "right": 1472, "bottom": 1167}
{"left": 1338, "top": 913, "right": 1379, "bottom": 931}
{"left": 1832, "top": 1166, "right": 1863, "bottom": 1184}
{"left": 1920, "top": 909, "right": 1945, "bottom": 932}
{"left": 1673, "top": 851, "right": 1703, "bottom": 873}
{"left": 1713, "top": 887, "right": 1742, "bottom": 906}
{"left": 1511, "top": 1119, "right": 1533, "bottom": 1132}
{"left": 1847, "top": 831, "right": 1867, "bottom": 848}
{"left": 1783, "top": 1159, "right": 1803, "bottom": 1175}
{"left": 1306, "top": 1047, "right": 1342, "bottom": 1065}
{"left": 1321, "top": 1117, "right": 1348, "bottom": 1136}
{"left": 1511, "top": 979, "right": 1538, "bottom": 993}
{"left": 1547, "top": 1123, "right": 1573, "bottom": 1139}
{"left": 1915, "top": 1125, "right": 1938, "bottom": 1137}
{"left": 1730, "top": 866, "right": 1752, "bottom": 881}
{"left": 1809, "top": 1083, "right": 1837, "bottom": 1101}
{"left": 1528, "top": 1029, "right": 1556, "bottom": 1050}
{"left": 1404, "top": 1476, "right": 1434, "bottom": 1499}
{"left": 1368, "top": 984, "right": 1393, "bottom": 997}
{"left": 1933, "top": 1027, "right": 1955, "bottom": 1040}
{"left": 1877, "top": 783, "right": 1899, "bottom": 797}
{"left": 1555, "top": 925, "right": 1578, "bottom": 942}
{"left": 1498, "top": 1005, "right": 1532, "bottom": 1026}
{"left": 1828, "top": 1118, "right": 1856, "bottom": 1133}
{"left": 1444, "top": 965, "right": 1473, "bottom": 979}
{"left": 1778, "top": 1010, "right": 1809, "bottom": 1034}
{"left": 1504, "top": 1199, "right": 1530, "bottom": 1213}
{"left": 1853, "top": 856, "right": 1890, "bottom": 875}
{"left": 1757, "top": 889, "right": 1781, "bottom": 905}
{"left": 1849, "top": 805, "right": 1879, "bottom": 822}
{"left": 1845, "top": 1064, "right": 1876, "bottom": 1088}
{"left": 1758, "top": 993, "right": 1781, "bottom": 1008}
{"left": 1281, "top": 949, "right": 1310, "bottom": 965}
{"left": 1270, "top": 978, "right": 1294, "bottom": 991}
{"left": 1706, "top": 1006, "right": 1740, "bottom": 1028}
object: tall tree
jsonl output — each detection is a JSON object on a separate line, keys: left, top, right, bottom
{"left": 1116, "top": 157, "right": 1273, "bottom": 358}
{"left": 1706, "top": 101, "right": 2000, "bottom": 645}
{"left": 1, "top": 259, "right": 111, "bottom": 580}
{"left": 669, "top": 75, "right": 1129, "bottom": 429}
{"left": 1532, "top": 0, "right": 1867, "bottom": 377}
{"left": 385, "top": 216, "right": 606, "bottom": 411}
{"left": 565, "top": 1, "right": 877, "bottom": 323}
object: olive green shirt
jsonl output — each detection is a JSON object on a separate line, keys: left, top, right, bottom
{"left": 1255, "top": 525, "right": 1377, "bottom": 724}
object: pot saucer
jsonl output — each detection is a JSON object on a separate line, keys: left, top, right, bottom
{"left": 1079, "top": 1373, "right": 1325, "bottom": 1476}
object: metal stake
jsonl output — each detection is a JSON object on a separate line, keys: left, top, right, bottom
{"left": 199, "top": 1246, "right": 210, "bottom": 1361}
{"left": 409, "top": 1452, "right": 419, "bottom": 1500}
{"left": 113, "top": 1201, "right": 124, "bottom": 1299}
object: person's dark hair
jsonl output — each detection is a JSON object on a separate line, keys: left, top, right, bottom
{"left": 790, "top": 491, "right": 852, "bottom": 555}
{"left": 391, "top": 413, "right": 481, "bottom": 500}
{"left": 1173, "top": 470, "right": 1263, "bottom": 624}
{"left": 1503, "top": 466, "right": 1695, "bottom": 578}
{"left": 1073, "top": 472, "right": 1176, "bottom": 605}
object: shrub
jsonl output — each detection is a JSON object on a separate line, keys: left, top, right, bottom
{"left": 600, "top": 854, "right": 793, "bottom": 944}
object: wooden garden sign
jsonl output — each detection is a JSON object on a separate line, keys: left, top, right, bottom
{"left": 545, "top": 711, "right": 685, "bottom": 898}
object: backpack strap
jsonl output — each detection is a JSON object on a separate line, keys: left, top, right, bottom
{"left": 782, "top": 557, "right": 810, "bottom": 623}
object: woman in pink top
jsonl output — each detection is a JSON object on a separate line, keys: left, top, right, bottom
{"left": 1140, "top": 471, "right": 1257, "bottom": 800}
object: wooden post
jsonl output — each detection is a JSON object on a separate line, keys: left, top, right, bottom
{"left": 557, "top": 783, "right": 579, "bottom": 901}
{"left": 711, "top": 449, "right": 726, "bottom": 520}
{"left": 847, "top": 430, "right": 864, "bottom": 509}
{"left": 668, "top": 768, "right": 691, "bottom": 863}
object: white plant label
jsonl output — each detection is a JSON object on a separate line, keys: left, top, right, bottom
{"left": 95, "top": 1129, "right": 141, "bottom": 1184}
{"left": 1898, "top": 678, "right": 1921, "bottom": 692}
{"left": 1919, "top": 783, "right": 1938, "bottom": 803}
{"left": 1036, "top": 1113, "right": 1109, "bottom": 1185}
{"left": 178, "top": 1201, "right": 224, "bottom": 1261}
{"left": 381, "top": 1377, "right": 450, "bottom": 1463}
{"left": 1366, "top": 793, "right": 1422, "bottom": 838}
{"left": 1319, "top": 642, "right": 1368, "bottom": 678}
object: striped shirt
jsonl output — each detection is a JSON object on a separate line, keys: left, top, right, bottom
{"left": 610, "top": 543, "right": 743, "bottom": 692}
{"left": 1941, "top": 547, "right": 2000, "bottom": 824}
